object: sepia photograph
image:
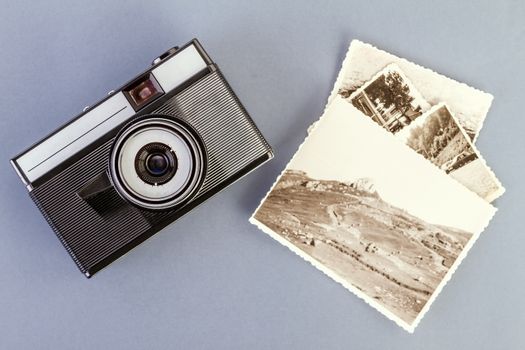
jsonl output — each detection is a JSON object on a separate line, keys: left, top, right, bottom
{"left": 329, "top": 40, "right": 493, "bottom": 141}
{"left": 398, "top": 103, "right": 504, "bottom": 202}
{"left": 348, "top": 64, "right": 430, "bottom": 134}
{"left": 251, "top": 98, "right": 496, "bottom": 332}
{"left": 346, "top": 65, "right": 503, "bottom": 202}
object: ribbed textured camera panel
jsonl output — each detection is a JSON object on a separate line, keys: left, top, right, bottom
{"left": 154, "top": 70, "right": 271, "bottom": 196}
{"left": 29, "top": 69, "right": 271, "bottom": 275}
{"left": 30, "top": 140, "right": 152, "bottom": 273}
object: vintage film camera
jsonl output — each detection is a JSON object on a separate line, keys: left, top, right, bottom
{"left": 11, "top": 39, "right": 273, "bottom": 277}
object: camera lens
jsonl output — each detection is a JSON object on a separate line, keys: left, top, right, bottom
{"left": 110, "top": 115, "right": 206, "bottom": 211}
{"left": 134, "top": 143, "right": 178, "bottom": 185}
{"left": 146, "top": 153, "right": 169, "bottom": 176}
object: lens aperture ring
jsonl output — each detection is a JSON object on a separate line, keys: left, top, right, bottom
{"left": 134, "top": 142, "right": 178, "bottom": 185}
{"left": 109, "top": 115, "right": 207, "bottom": 211}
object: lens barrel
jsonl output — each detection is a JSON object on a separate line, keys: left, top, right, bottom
{"left": 134, "top": 142, "right": 178, "bottom": 185}
{"left": 109, "top": 115, "right": 206, "bottom": 210}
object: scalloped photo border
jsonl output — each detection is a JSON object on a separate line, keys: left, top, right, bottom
{"left": 346, "top": 63, "right": 504, "bottom": 202}
{"left": 327, "top": 40, "right": 493, "bottom": 143}
{"left": 250, "top": 97, "right": 497, "bottom": 333}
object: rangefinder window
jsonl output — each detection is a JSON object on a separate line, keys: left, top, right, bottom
{"left": 124, "top": 73, "right": 164, "bottom": 110}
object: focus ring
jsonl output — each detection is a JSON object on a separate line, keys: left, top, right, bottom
{"left": 109, "top": 115, "right": 207, "bottom": 211}
{"left": 134, "top": 142, "right": 178, "bottom": 185}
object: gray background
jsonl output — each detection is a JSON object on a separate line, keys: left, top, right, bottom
{"left": 0, "top": 0, "right": 522, "bottom": 349}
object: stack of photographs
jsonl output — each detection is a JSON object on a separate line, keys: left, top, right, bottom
{"left": 250, "top": 40, "right": 504, "bottom": 332}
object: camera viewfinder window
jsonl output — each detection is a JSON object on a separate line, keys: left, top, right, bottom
{"left": 125, "top": 74, "right": 164, "bottom": 110}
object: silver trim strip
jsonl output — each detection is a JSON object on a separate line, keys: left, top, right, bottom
{"left": 14, "top": 44, "right": 208, "bottom": 184}
{"left": 15, "top": 92, "right": 134, "bottom": 183}
{"left": 152, "top": 44, "right": 207, "bottom": 92}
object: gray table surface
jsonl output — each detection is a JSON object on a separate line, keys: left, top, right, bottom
{"left": 0, "top": 1, "right": 522, "bottom": 349}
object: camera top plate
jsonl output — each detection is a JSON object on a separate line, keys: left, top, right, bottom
{"left": 11, "top": 40, "right": 212, "bottom": 187}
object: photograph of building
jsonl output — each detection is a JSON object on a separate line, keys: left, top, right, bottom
{"left": 348, "top": 66, "right": 427, "bottom": 134}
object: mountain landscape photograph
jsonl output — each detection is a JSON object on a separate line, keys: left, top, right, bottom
{"left": 251, "top": 98, "right": 496, "bottom": 331}
{"left": 253, "top": 169, "right": 472, "bottom": 325}
{"left": 400, "top": 104, "right": 504, "bottom": 202}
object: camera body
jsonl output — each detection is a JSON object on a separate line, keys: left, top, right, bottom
{"left": 11, "top": 39, "right": 273, "bottom": 277}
